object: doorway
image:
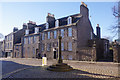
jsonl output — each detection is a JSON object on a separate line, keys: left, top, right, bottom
{"left": 53, "top": 48, "right": 57, "bottom": 59}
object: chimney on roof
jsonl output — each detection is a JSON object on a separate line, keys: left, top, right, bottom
{"left": 47, "top": 13, "right": 54, "bottom": 18}
{"left": 13, "top": 27, "right": 18, "bottom": 32}
{"left": 46, "top": 13, "right": 55, "bottom": 28}
{"left": 23, "top": 23, "right": 27, "bottom": 29}
{"left": 80, "top": 2, "right": 89, "bottom": 18}
{"left": 96, "top": 24, "right": 101, "bottom": 39}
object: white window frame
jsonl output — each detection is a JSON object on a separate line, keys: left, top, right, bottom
{"left": 67, "top": 16, "right": 72, "bottom": 25}
{"left": 25, "top": 29, "right": 29, "bottom": 35}
{"left": 33, "top": 47, "right": 35, "bottom": 56}
{"left": 47, "top": 43, "right": 50, "bottom": 51}
{"left": 46, "top": 22, "right": 49, "bottom": 29}
{"left": 42, "top": 33, "right": 45, "bottom": 40}
{"left": 33, "top": 36, "right": 36, "bottom": 43}
{"left": 55, "top": 20, "right": 59, "bottom": 27}
{"left": 61, "top": 29, "right": 64, "bottom": 38}
{"left": 28, "top": 37, "right": 31, "bottom": 44}
{"left": 41, "top": 44, "right": 44, "bottom": 51}
{"left": 48, "top": 32, "right": 50, "bottom": 39}
{"left": 61, "top": 42, "right": 64, "bottom": 51}
{"left": 68, "top": 42, "right": 72, "bottom": 51}
{"left": 68, "top": 27, "right": 72, "bottom": 37}
{"left": 54, "top": 30, "right": 57, "bottom": 39}
{"left": 35, "top": 27, "right": 39, "bottom": 34}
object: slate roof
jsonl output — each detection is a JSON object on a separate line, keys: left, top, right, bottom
{"left": 37, "top": 13, "right": 82, "bottom": 32}
{"left": 57, "top": 13, "right": 82, "bottom": 26}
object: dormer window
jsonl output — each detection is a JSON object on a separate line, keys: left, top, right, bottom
{"left": 67, "top": 16, "right": 72, "bottom": 25}
{"left": 46, "top": 22, "right": 49, "bottom": 29}
{"left": 25, "top": 29, "right": 29, "bottom": 35}
{"left": 35, "top": 27, "right": 39, "bottom": 34}
{"left": 55, "top": 20, "right": 59, "bottom": 27}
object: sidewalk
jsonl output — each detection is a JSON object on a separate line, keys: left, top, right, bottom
{"left": 2, "top": 58, "right": 120, "bottom": 79}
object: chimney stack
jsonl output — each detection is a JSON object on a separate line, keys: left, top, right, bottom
{"left": 13, "top": 27, "right": 18, "bottom": 32}
{"left": 23, "top": 23, "right": 27, "bottom": 29}
{"left": 80, "top": 2, "right": 89, "bottom": 18}
{"left": 46, "top": 13, "right": 55, "bottom": 28}
{"left": 96, "top": 24, "right": 101, "bottom": 39}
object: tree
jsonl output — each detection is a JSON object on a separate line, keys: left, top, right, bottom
{"left": 112, "top": 1, "right": 120, "bottom": 42}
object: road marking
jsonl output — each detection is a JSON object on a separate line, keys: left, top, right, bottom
{"left": 2, "top": 67, "right": 32, "bottom": 78}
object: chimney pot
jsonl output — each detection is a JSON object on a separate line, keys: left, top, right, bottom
{"left": 97, "top": 24, "right": 99, "bottom": 27}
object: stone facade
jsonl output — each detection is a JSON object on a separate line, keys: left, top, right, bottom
{"left": 113, "top": 45, "right": 120, "bottom": 63}
{"left": 76, "top": 47, "right": 96, "bottom": 61}
{"left": 3, "top": 2, "right": 111, "bottom": 62}
{"left": 88, "top": 39, "right": 109, "bottom": 61}
{"left": 14, "top": 43, "right": 22, "bottom": 58}
{"left": 23, "top": 34, "right": 39, "bottom": 58}
{"left": 39, "top": 25, "right": 78, "bottom": 60}
{"left": 4, "top": 32, "right": 14, "bottom": 57}
{"left": 0, "top": 41, "right": 4, "bottom": 57}
{"left": 4, "top": 27, "right": 26, "bottom": 58}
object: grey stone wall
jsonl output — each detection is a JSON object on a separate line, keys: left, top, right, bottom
{"left": 77, "top": 47, "right": 96, "bottom": 61}
{"left": 23, "top": 34, "right": 39, "bottom": 58}
{"left": 14, "top": 44, "right": 22, "bottom": 58}
{"left": 113, "top": 45, "right": 120, "bottom": 63}
{"left": 39, "top": 25, "right": 77, "bottom": 60}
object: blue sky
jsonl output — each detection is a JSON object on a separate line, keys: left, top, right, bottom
{"left": 0, "top": 2, "right": 117, "bottom": 41}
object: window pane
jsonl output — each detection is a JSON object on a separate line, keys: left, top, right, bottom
{"left": 48, "top": 32, "right": 50, "bottom": 39}
{"left": 54, "top": 30, "right": 57, "bottom": 39}
{"left": 46, "top": 23, "right": 49, "bottom": 29}
{"left": 42, "top": 33, "right": 44, "bottom": 40}
{"left": 42, "top": 44, "right": 44, "bottom": 51}
{"left": 68, "top": 42, "right": 72, "bottom": 51}
{"left": 61, "top": 42, "right": 64, "bottom": 51}
{"left": 47, "top": 43, "right": 50, "bottom": 51}
{"left": 68, "top": 27, "right": 72, "bottom": 37}
{"left": 34, "top": 36, "right": 36, "bottom": 43}
{"left": 67, "top": 17, "right": 72, "bottom": 25}
{"left": 61, "top": 29, "right": 64, "bottom": 38}
{"left": 33, "top": 47, "right": 35, "bottom": 55}
{"left": 28, "top": 37, "right": 30, "bottom": 44}
{"left": 55, "top": 20, "right": 59, "bottom": 27}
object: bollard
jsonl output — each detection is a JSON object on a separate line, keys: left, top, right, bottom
{"left": 42, "top": 57, "right": 47, "bottom": 66}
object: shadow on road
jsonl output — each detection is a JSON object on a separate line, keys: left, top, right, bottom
{"left": 1, "top": 60, "right": 34, "bottom": 76}
{"left": 1, "top": 60, "right": 119, "bottom": 80}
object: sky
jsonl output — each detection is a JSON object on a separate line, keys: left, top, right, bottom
{"left": 0, "top": 2, "right": 118, "bottom": 41}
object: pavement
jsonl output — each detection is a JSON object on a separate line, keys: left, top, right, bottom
{"left": 1, "top": 58, "right": 120, "bottom": 79}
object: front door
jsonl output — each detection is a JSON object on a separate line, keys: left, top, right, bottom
{"left": 53, "top": 48, "right": 57, "bottom": 59}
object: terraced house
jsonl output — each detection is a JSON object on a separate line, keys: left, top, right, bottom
{"left": 21, "top": 2, "right": 96, "bottom": 60}
{"left": 9, "top": 2, "right": 110, "bottom": 61}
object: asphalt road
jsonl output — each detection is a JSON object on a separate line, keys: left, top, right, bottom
{"left": 0, "top": 58, "right": 120, "bottom": 78}
{"left": 1, "top": 59, "right": 32, "bottom": 78}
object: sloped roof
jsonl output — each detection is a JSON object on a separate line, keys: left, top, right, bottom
{"left": 37, "top": 13, "right": 82, "bottom": 31}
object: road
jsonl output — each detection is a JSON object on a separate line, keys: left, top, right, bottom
{"left": 0, "top": 58, "right": 120, "bottom": 78}
{"left": 1, "top": 58, "right": 33, "bottom": 78}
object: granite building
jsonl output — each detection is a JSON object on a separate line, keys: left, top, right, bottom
{"left": 22, "top": 2, "right": 95, "bottom": 60}
{"left": 6, "top": 2, "right": 109, "bottom": 61}
{"left": 4, "top": 27, "right": 26, "bottom": 58}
